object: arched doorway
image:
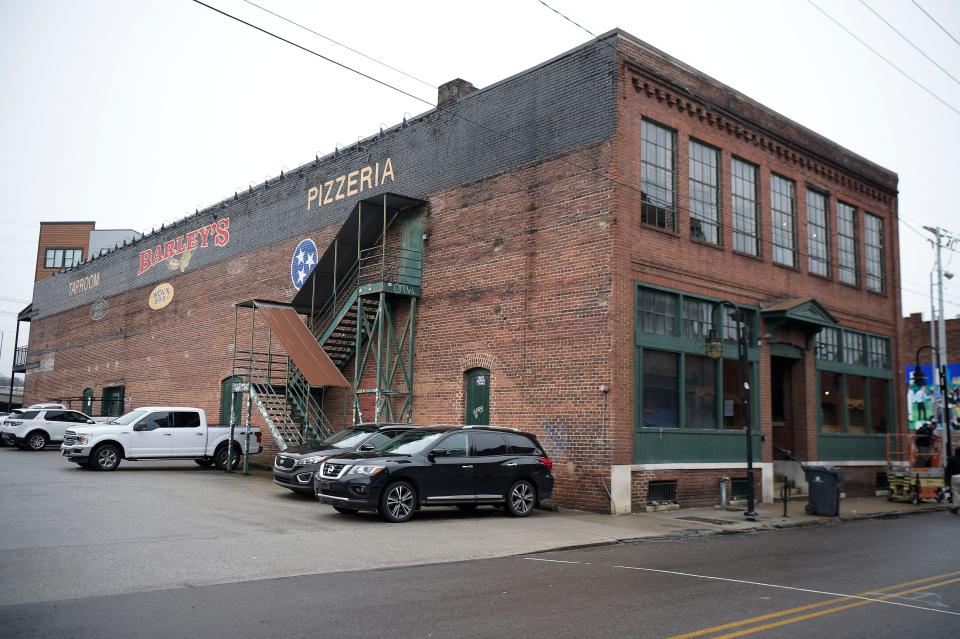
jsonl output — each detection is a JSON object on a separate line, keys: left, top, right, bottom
{"left": 465, "top": 368, "right": 490, "bottom": 425}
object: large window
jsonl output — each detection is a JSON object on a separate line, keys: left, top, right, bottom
{"left": 837, "top": 202, "right": 859, "bottom": 286}
{"left": 864, "top": 213, "right": 884, "bottom": 293}
{"left": 770, "top": 174, "right": 797, "bottom": 267}
{"left": 816, "top": 328, "right": 891, "bottom": 435}
{"left": 820, "top": 371, "right": 843, "bottom": 433}
{"left": 682, "top": 298, "right": 713, "bottom": 341}
{"left": 44, "top": 248, "right": 83, "bottom": 269}
{"left": 638, "top": 288, "right": 677, "bottom": 336}
{"left": 731, "top": 157, "right": 759, "bottom": 256}
{"left": 637, "top": 286, "right": 758, "bottom": 431}
{"left": 688, "top": 140, "right": 720, "bottom": 244}
{"left": 806, "top": 190, "right": 830, "bottom": 277}
{"left": 642, "top": 350, "right": 679, "bottom": 428}
{"left": 685, "top": 355, "right": 717, "bottom": 429}
{"left": 640, "top": 120, "right": 676, "bottom": 230}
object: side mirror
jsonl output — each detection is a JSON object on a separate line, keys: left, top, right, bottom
{"left": 359, "top": 443, "right": 375, "bottom": 452}
{"left": 133, "top": 423, "right": 146, "bottom": 432}
{"left": 87, "top": 419, "right": 95, "bottom": 424}
{"left": 427, "top": 451, "right": 438, "bottom": 462}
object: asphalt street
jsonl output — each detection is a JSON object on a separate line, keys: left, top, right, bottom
{"left": 2, "top": 511, "right": 958, "bottom": 638}
{"left": 1, "top": 446, "right": 958, "bottom": 638}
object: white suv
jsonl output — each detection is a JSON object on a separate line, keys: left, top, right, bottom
{"left": 1, "top": 409, "right": 95, "bottom": 450}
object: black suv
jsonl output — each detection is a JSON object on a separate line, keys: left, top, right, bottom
{"left": 314, "top": 425, "right": 554, "bottom": 522}
{"left": 273, "top": 423, "right": 417, "bottom": 494}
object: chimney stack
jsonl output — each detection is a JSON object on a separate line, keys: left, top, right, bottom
{"left": 438, "top": 79, "right": 477, "bottom": 107}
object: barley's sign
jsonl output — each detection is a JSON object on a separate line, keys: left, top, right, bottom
{"left": 137, "top": 218, "right": 231, "bottom": 276}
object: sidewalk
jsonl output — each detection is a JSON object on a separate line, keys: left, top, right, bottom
{"left": 552, "top": 495, "right": 954, "bottom": 542}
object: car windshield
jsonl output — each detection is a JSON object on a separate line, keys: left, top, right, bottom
{"left": 112, "top": 409, "right": 149, "bottom": 426}
{"left": 376, "top": 430, "right": 445, "bottom": 455}
{"left": 319, "top": 428, "right": 372, "bottom": 449}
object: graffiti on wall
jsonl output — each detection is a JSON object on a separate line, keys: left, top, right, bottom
{"left": 540, "top": 417, "right": 569, "bottom": 456}
{"left": 905, "top": 363, "right": 960, "bottom": 431}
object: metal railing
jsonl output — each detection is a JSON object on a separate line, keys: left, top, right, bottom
{"left": 307, "top": 260, "right": 360, "bottom": 338}
{"left": 13, "top": 346, "right": 28, "bottom": 368}
{"left": 359, "top": 245, "right": 422, "bottom": 287}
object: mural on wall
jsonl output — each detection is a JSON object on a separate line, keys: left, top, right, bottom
{"left": 905, "top": 363, "right": 960, "bottom": 431}
{"left": 291, "top": 238, "right": 319, "bottom": 290}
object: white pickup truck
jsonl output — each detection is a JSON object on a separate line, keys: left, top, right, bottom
{"left": 59, "top": 406, "right": 262, "bottom": 471}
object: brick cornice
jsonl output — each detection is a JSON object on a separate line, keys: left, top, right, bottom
{"left": 626, "top": 66, "right": 895, "bottom": 208}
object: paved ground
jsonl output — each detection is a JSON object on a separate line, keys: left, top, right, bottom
{"left": 3, "top": 511, "right": 957, "bottom": 638}
{"left": 0, "top": 444, "right": 954, "bottom": 630}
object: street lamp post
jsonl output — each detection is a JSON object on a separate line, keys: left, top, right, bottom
{"left": 912, "top": 345, "right": 952, "bottom": 487}
{"left": 706, "top": 301, "right": 758, "bottom": 521}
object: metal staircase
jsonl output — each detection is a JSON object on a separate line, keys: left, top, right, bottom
{"left": 233, "top": 350, "right": 335, "bottom": 451}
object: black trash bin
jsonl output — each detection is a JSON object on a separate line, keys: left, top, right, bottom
{"left": 803, "top": 465, "right": 844, "bottom": 516}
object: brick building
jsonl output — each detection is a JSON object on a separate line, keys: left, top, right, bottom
{"left": 14, "top": 30, "right": 902, "bottom": 512}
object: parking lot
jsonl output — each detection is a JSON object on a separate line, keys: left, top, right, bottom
{"left": 0, "top": 446, "right": 645, "bottom": 606}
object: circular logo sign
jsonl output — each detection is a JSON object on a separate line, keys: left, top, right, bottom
{"left": 291, "top": 238, "right": 319, "bottom": 289}
{"left": 90, "top": 299, "right": 108, "bottom": 321}
{"left": 149, "top": 283, "right": 174, "bottom": 310}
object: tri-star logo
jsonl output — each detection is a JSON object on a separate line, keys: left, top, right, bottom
{"left": 291, "top": 238, "right": 319, "bottom": 289}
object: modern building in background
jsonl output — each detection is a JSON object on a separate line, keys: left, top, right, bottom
{"left": 14, "top": 31, "right": 902, "bottom": 512}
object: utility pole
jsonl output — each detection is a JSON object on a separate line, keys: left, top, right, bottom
{"left": 924, "top": 226, "right": 955, "bottom": 464}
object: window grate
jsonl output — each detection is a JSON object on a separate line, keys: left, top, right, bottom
{"left": 648, "top": 480, "right": 678, "bottom": 505}
{"left": 876, "top": 472, "right": 888, "bottom": 490}
{"left": 730, "top": 478, "right": 749, "bottom": 499}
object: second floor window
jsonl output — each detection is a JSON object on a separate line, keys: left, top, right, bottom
{"left": 807, "top": 190, "right": 830, "bottom": 277}
{"left": 731, "top": 158, "right": 759, "bottom": 256}
{"left": 641, "top": 120, "right": 676, "bottom": 231}
{"left": 865, "top": 213, "right": 884, "bottom": 293}
{"left": 688, "top": 140, "right": 720, "bottom": 244}
{"left": 837, "top": 202, "right": 859, "bottom": 286}
{"left": 771, "top": 174, "right": 797, "bottom": 267}
{"left": 44, "top": 248, "right": 83, "bottom": 268}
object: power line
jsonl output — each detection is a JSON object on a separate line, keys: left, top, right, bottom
{"left": 536, "top": 0, "right": 600, "bottom": 39}
{"left": 910, "top": 0, "right": 960, "bottom": 49}
{"left": 806, "top": 0, "right": 960, "bottom": 117}
{"left": 859, "top": 0, "right": 960, "bottom": 88}
{"left": 191, "top": 0, "right": 434, "bottom": 108}
{"left": 0, "top": 297, "right": 30, "bottom": 304}
{"left": 238, "top": 0, "right": 436, "bottom": 90}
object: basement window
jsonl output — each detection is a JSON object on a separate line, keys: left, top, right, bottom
{"left": 647, "top": 480, "right": 678, "bottom": 505}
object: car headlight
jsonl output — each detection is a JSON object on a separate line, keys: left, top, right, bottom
{"left": 77, "top": 435, "right": 89, "bottom": 445}
{"left": 348, "top": 465, "right": 384, "bottom": 476}
{"left": 296, "top": 455, "right": 327, "bottom": 466}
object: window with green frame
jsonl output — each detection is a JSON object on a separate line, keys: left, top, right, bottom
{"left": 815, "top": 327, "right": 891, "bottom": 434}
{"left": 636, "top": 285, "right": 758, "bottom": 431}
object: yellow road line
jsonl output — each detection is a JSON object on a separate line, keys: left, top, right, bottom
{"left": 664, "top": 570, "right": 960, "bottom": 639}
{"left": 708, "top": 575, "right": 960, "bottom": 639}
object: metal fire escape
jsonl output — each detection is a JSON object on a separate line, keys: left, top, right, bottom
{"left": 294, "top": 193, "right": 425, "bottom": 425}
{"left": 230, "top": 193, "right": 424, "bottom": 452}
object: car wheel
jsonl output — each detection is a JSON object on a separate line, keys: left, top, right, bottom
{"left": 214, "top": 444, "right": 241, "bottom": 471}
{"left": 91, "top": 444, "right": 121, "bottom": 471}
{"left": 379, "top": 481, "right": 416, "bottom": 523}
{"left": 333, "top": 506, "right": 359, "bottom": 515}
{"left": 26, "top": 431, "right": 48, "bottom": 451}
{"left": 505, "top": 480, "right": 536, "bottom": 517}
{"left": 194, "top": 458, "right": 214, "bottom": 467}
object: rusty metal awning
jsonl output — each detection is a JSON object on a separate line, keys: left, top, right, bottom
{"left": 254, "top": 302, "right": 350, "bottom": 388}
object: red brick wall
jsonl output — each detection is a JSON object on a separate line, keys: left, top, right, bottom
{"left": 630, "top": 469, "right": 762, "bottom": 509}
{"left": 901, "top": 313, "right": 960, "bottom": 365}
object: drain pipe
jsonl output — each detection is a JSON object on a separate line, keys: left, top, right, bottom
{"left": 720, "top": 476, "right": 729, "bottom": 507}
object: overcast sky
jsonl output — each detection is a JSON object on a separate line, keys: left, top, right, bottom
{"left": 2, "top": 0, "right": 959, "bottom": 375}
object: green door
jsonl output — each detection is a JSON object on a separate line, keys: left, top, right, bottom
{"left": 465, "top": 368, "right": 490, "bottom": 425}
{"left": 101, "top": 386, "right": 124, "bottom": 417}
{"left": 220, "top": 376, "right": 244, "bottom": 426}
{"left": 399, "top": 213, "right": 424, "bottom": 286}
{"left": 82, "top": 388, "right": 94, "bottom": 416}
